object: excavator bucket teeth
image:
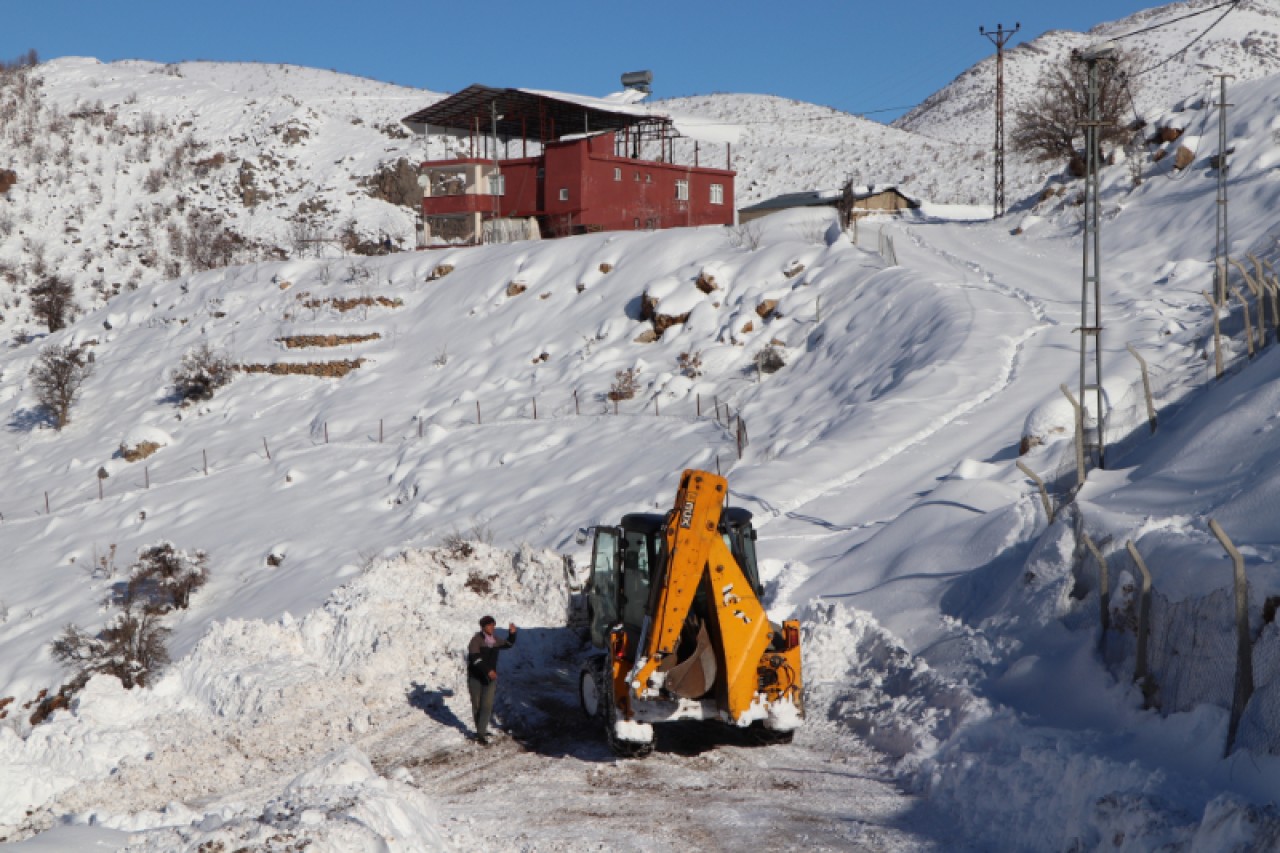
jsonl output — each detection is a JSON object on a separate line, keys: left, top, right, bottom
{"left": 663, "top": 621, "right": 717, "bottom": 700}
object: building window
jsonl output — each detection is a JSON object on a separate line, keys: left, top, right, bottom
{"left": 634, "top": 171, "right": 640, "bottom": 181}
{"left": 645, "top": 173, "right": 652, "bottom": 183}
{"left": 559, "top": 187, "right": 569, "bottom": 202}
{"left": 710, "top": 183, "right": 724, "bottom": 205}
{"left": 488, "top": 173, "right": 505, "bottom": 196}
{"left": 675, "top": 180, "right": 689, "bottom": 201}
{"left": 614, "top": 167, "right": 622, "bottom": 181}
{"left": 634, "top": 217, "right": 640, "bottom": 228}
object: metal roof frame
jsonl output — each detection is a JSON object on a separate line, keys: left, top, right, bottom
{"left": 403, "top": 84, "right": 670, "bottom": 143}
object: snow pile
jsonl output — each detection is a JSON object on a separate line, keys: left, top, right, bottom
{"left": 801, "top": 603, "right": 989, "bottom": 770}
{"left": 115, "top": 747, "right": 450, "bottom": 853}
{"left": 2, "top": 543, "right": 573, "bottom": 845}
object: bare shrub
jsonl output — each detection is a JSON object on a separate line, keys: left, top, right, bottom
{"left": 727, "top": 221, "right": 762, "bottom": 250}
{"left": 608, "top": 367, "right": 639, "bottom": 401}
{"left": 29, "top": 344, "right": 93, "bottom": 429}
{"left": 677, "top": 350, "right": 703, "bottom": 378}
{"left": 30, "top": 275, "right": 75, "bottom": 332}
{"left": 51, "top": 597, "right": 171, "bottom": 691}
{"left": 128, "top": 542, "right": 209, "bottom": 612}
{"left": 171, "top": 341, "right": 233, "bottom": 404}
{"left": 754, "top": 344, "right": 787, "bottom": 375}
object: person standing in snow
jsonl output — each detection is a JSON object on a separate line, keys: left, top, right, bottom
{"left": 466, "top": 615, "right": 517, "bottom": 744}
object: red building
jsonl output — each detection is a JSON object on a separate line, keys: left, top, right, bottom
{"left": 402, "top": 85, "right": 737, "bottom": 245}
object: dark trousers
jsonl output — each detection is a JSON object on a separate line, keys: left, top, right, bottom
{"left": 467, "top": 675, "right": 496, "bottom": 738}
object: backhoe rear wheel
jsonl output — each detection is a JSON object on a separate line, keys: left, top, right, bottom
{"left": 579, "top": 659, "right": 603, "bottom": 718}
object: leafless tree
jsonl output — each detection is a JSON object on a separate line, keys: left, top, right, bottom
{"left": 1011, "top": 52, "right": 1137, "bottom": 175}
{"left": 29, "top": 344, "right": 92, "bottom": 429}
{"left": 30, "top": 274, "right": 75, "bottom": 332}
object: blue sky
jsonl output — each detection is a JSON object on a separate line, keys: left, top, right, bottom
{"left": 5, "top": 1, "right": 1165, "bottom": 120}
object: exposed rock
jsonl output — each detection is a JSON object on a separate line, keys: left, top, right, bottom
{"left": 506, "top": 282, "right": 527, "bottom": 297}
{"left": 276, "top": 333, "right": 381, "bottom": 349}
{"left": 599, "top": 263, "right": 613, "bottom": 274}
{"left": 1174, "top": 145, "right": 1195, "bottom": 171}
{"left": 299, "top": 295, "right": 402, "bottom": 312}
{"left": 236, "top": 359, "right": 366, "bottom": 378}
{"left": 742, "top": 320, "right": 754, "bottom": 333}
{"left": 120, "top": 441, "right": 162, "bottom": 462}
{"left": 633, "top": 329, "right": 660, "bottom": 344}
{"left": 1152, "top": 149, "right": 1168, "bottom": 163}
{"left": 0, "top": 169, "right": 17, "bottom": 195}
{"left": 1158, "top": 126, "right": 1184, "bottom": 143}
{"left": 427, "top": 264, "right": 453, "bottom": 281}
{"left": 653, "top": 312, "right": 690, "bottom": 335}
{"left": 783, "top": 263, "right": 805, "bottom": 279}
{"left": 695, "top": 272, "right": 718, "bottom": 293}
{"left": 755, "top": 299, "right": 779, "bottom": 319}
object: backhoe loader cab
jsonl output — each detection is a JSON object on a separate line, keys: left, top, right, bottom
{"left": 580, "top": 470, "right": 803, "bottom": 758}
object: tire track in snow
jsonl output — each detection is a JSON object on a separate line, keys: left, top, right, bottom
{"left": 755, "top": 223, "right": 1056, "bottom": 525}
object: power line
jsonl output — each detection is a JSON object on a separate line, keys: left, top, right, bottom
{"left": 1110, "top": 0, "right": 1241, "bottom": 43}
{"left": 1128, "top": 0, "right": 1242, "bottom": 77}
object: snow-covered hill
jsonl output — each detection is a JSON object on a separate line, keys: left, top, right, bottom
{"left": 8, "top": 1, "right": 1280, "bottom": 848}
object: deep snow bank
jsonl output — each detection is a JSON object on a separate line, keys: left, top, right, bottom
{"left": 1, "top": 542, "right": 574, "bottom": 847}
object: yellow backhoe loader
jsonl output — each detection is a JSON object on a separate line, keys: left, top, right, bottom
{"left": 579, "top": 469, "right": 803, "bottom": 757}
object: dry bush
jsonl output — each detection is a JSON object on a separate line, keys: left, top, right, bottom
{"left": 29, "top": 344, "right": 93, "bottom": 429}
{"left": 727, "top": 221, "right": 762, "bottom": 250}
{"left": 171, "top": 341, "right": 233, "bottom": 403}
{"left": 608, "top": 367, "right": 639, "bottom": 401}
{"left": 677, "top": 350, "right": 703, "bottom": 378}
{"left": 754, "top": 344, "right": 787, "bottom": 375}
{"left": 128, "top": 542, "right": 209, "bottom": 612}
{"left": 51, "top": 601, "right": 171, "bottom": 691}
{"left": 120, "top": 441, "right": 162, "bottom": 462}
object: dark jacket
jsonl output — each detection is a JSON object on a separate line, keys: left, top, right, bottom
{"left": 466, "top": 629, "right": 516, "bottom": 682}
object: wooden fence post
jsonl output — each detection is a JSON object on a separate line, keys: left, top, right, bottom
{"left": 1125, "top": 540, "right": 1155, "bottom": 708}
{"left": 1015, "top": 460, "right": 1055, "bottom": 524}
{"left": 1231, "top": 287, "right": 1255, "bottom": 359}
{"left": 574, "top": 389, "right": 580, "bottom": 416}
{"left": 613, "top": 397, "right": 618, "bottom": 416}
{"left": 263, "top": 437, "right": 272, "bottom": 460}
{"left": 145, "top": 467, "right": 150, "bottom": 489}
{"left": 203, "top": 450, "right": 209, "bottom": 475}
{"left": 533, "top": 397, "right": 538, "bottom": 420}
{"left": 1081, "top": 533, "right": 1109, "bottom": 641}
{"left": 654, "top": 397, "right": 659, "bottom": 417}
{"left": 418, "top": 419, "right": 423, "bottom": 438}
{"left": 1060, "top": 384, "right": 1087, "bottom": 490}
{"left": 476, "top": 401, "right": 482, "bottom": 425}
{"left": 1203, "top": 291, "right": 1224, "bottom": 379}
{"left": 324, "top": 422, "right": 329, "bottom": 444}
{"left": 44, "top": 491, "right": 50, "bottom": 514}
{"left": 1210, "top": 518, "right": 1254, "bottom": 757}
{"left": 1125, "top": 344, "right": 1157, "bottom": 434}
{"left": 379, "top": 419, "right": 384, "bottom": 443}
{"left": 696, "top": 393, "right": 701, "bottom": 417}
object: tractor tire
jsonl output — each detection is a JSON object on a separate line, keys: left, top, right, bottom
{"left": 604, "top": 678, "right": 653, "bottom": 759}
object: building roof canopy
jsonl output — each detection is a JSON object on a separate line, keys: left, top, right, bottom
{"left": 403, "top": 85, "right": 742, "bottom": 146}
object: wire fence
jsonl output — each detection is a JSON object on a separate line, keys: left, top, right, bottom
{"left": 0, "top": 387, "right": 752, "bottom": 525}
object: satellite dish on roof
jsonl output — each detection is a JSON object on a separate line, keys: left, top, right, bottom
{"left": 621, "top": 70, "right": 653, "bottom": 94}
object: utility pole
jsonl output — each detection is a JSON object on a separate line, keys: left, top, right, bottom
{"left": 980, "top": 22, "right": 1020, "bottom": 218}
{"left": 1075, "top": 43, "right": 1117, "bottom": 472}
{"left": 1214, "top": 73, "right": 1234, "bottom": 304}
